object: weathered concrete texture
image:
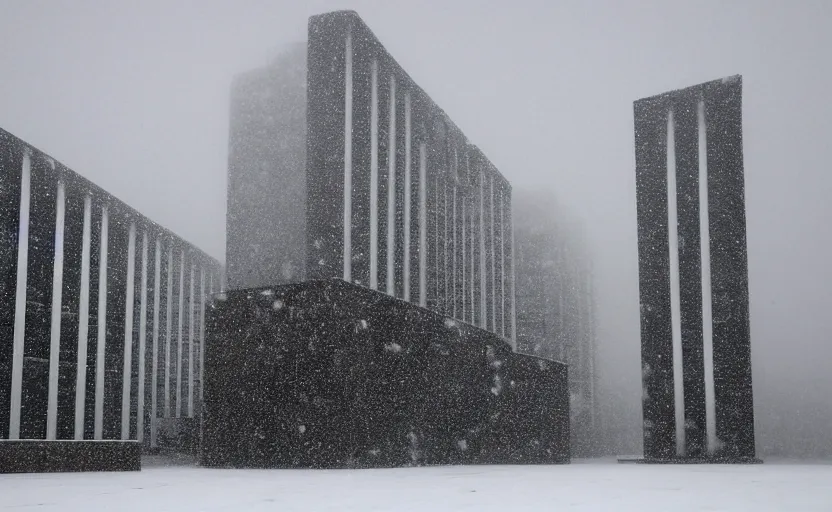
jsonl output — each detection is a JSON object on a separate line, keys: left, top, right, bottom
{"left": 0, "top": 440, "right": 141, "bottom": 473}
{"left": 634, "top": 76, "right": 754, "bottom": 461}
{"left": 201, "top": 279, "right": 568, "bottom": 469}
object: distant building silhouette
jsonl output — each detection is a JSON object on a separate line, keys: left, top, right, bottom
{"left": 513, "top": 190, "right": 598, "bottom": 455}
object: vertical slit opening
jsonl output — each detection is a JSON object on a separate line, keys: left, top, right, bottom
{"left": 137, "top": 231, "right": 148, "bottom": 444}
{"left": 188, "top": 263, "right": 195, "bottom": 417}
{"left": 47, "top": 180, "right": 66, "bottom": 440}
{"left": 418, "top": 142, "right": 427, "bottom": 306}
{"left": 403, "top": 92, "right": 412, "bottom": 301}
{"left": 176, "top": 250, "right": 185, "bottom": 419}
{"left": 74, "top": 194, "right": 92, "bottom": 440}
{"left": 369, "top": 59, "right": 379, "bottom": 290}
{"left": 386, "top": 76, "right": 397, "bottom": 296}
{"left": 9, "top": 152, "right": 31, "bottom": 440}
{"left": 667, "top": 109, "right": 686, "bottom": 457}
{"left": 94, "top": 206, "right": 109, "bottom": 440}
{"left": 343, "top": 31, "right": 353, "bottom": 282}
{"left": 699, "top": 100, "right": 717, "bottom": 455}
{"left": 164, "top": 245, "right": 173, "bottom": 419}
{"left": 121, "top": 222, "right": 136, "bottom": 440}
{"left": 150, "top": 238, "right": 161, "bottom": 447}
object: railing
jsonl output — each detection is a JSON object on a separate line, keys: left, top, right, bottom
{"left": 0, "top": 128, "right": 222, "bottom": 449}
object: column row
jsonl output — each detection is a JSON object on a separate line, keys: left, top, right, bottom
{"left": 0, "top": 143, "right": 221, "bottom": 443}
{"left": 336, "top": 30, "right": 516, "bottom": 340}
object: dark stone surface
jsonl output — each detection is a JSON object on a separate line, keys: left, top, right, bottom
{"left": 0, "top": 131, "right": 24, "bottom": 441}
{"left": 634, "top": 76, "right": 755, "bottom": 461}
{"left": 617, "top": 455, "right": 761, "bottom": 465}
{"left": 0, "top": 440, "right": 141, "bottom": 473}
{"left": 0, "top": 127, "right": 221, "bottom": 447}
{"left": 201, "top": 279, "right": 569, "bottom": 469}
{"left": 230, "top": 11, "right": 513, "bottom": 340}
{"left": 704, "top": 78, "right": 755, "bottom": 460}
{"left": 634, "top": 94, "right": 676, "bottom": 460}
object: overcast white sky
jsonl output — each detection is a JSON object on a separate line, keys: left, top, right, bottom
{"left": 2, "top": 0, "right": 831, "bottom": 455}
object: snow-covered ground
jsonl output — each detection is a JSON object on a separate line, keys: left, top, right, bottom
{"left": 1, "top": 458, "right": 830, "bottom": 511}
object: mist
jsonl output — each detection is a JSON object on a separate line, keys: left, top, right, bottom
{"left": 1, "top": 0, "right": 830, "bottom": 458}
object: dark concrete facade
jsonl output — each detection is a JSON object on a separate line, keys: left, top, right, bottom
{"left": 0, "top": 440, "right": 140, "bottom": 473}
{"left": 200, "top": 280, "right": 569, "bottom": 469}
{"left": 226, "top": 11, "right": 515, "bottom": 343}
{"left": 634, "top": 76, "right": 755, "bottom": 461}
{"left": 0, "top": 128, "right": 221, "bottom": 466}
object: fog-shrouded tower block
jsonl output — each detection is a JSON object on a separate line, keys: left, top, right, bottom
{"left": 513, "top": 190, "right": 598, "bottom": 456}
{"left": 227, "top": 43, "right": 307, "bottom": 289}
{"left": 211, "top": 11, "right": 571, "bottom": 469}
{"left": 226, "top": 10, "right": 516, "bottom": 344}
{"left": 633, "top": 76, "right": 756, "bottom": 463}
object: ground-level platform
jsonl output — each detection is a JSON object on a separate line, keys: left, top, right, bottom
{"left": 0, "top": 458, "right": 828, "bottom": 511}
{"left": 618, "top": 455, "right": 763, "bottom": 464}
{"left": 0, "top": 439, "right": 140, "bottom": 473}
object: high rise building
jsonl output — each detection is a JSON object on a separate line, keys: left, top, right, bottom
{"left": 513, "top": 189, "right": 598, "bottom": 455}
{"left": 226, "top": 11, "right": 516, "bottom": 343}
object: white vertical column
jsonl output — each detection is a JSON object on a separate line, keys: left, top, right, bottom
{"left": 509, "top": 197, "right": 517, "bottom": 347}
{"left": 8, "top": 152, "right": 31, "bottom": 440}
{"left": 465, "top": 154, "right": 477, "bottom": 325}
{"left": 443, "top": 180, "right": 449, "bottom": 313}
{"left": 666, "top": 110, "right": 686, "bottom": 456}
{"left": 699, "top": 100, "right": 717, "bottom": 454}
{"left": 435, "top": 176, "right": 440, "bottom": 309}
{"left": 479, "top": 170, "right": 487, "bottom": 329}
{"left": 386, "top": 75, "right": 397, "bottom": 296}
{"left": 121, "top": 222, "right": 136, "bottom": 440}
{"left": 451, "top": 148, "right": 465, "bottom": 319}
{"left": 418, "top": 142, "right": 427, "bottom": 307}
{"left": 199, "top": 267, "right": 206, "bottom": 401}
{"left": 452, "top": 185, "right": 458, "bottom": 319}
{"left": 369, "top": 59, "right": 379, "bottom": 290}
{"left": 460, "top": 196, "right": 468, "bottom": 321}
{"left": 500, "top": 191, "right": 506, "bottom": 338}
{"left": 176, "top": 250, "right": 184, "bottom": 418}
{"left": 188, "top": 263, "right": 195, "bottom": 417}
{"left": 150, "top": 238, "right": 161, "bottom": 446}
{"left": 94, "top": 206, "right": 109, "bottom": 440}
{"left": 343, "top": 31, "right": 353, "bottom": 282}
{"left": 46, "top": 181, "right": 66, "bottom": 440}
{"left": 164, "top": 245, "right": 173, "bottom": 418}
{"left": 137, "top": 230, "right": 148, "bottom": 443}
{"left": 557, "top": 257, "right": 566, "bottom": 360}
{"left": 490, "top": 175, "right": 496, "bottom": 332}
{"left": 74, "top": 195, "right": 92, "bottom": 439}
{"left": 403, "top": 92, "right": 412, "bottom": 302}
{"left": 469, "top": 187, "right": 475, "bottom": 325}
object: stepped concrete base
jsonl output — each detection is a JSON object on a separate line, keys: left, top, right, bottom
{"left": 201, "top": 279, "right": 571, "bottom": 469}
{"left": 0, "top": 440, "right": 141, "bottom": 473}
{"left": 618, "top": 455, "right": 762, "bottom": 464}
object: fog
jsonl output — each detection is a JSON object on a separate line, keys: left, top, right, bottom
{"left": 1, "top": 0, "right": 830, "bottom": 457}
